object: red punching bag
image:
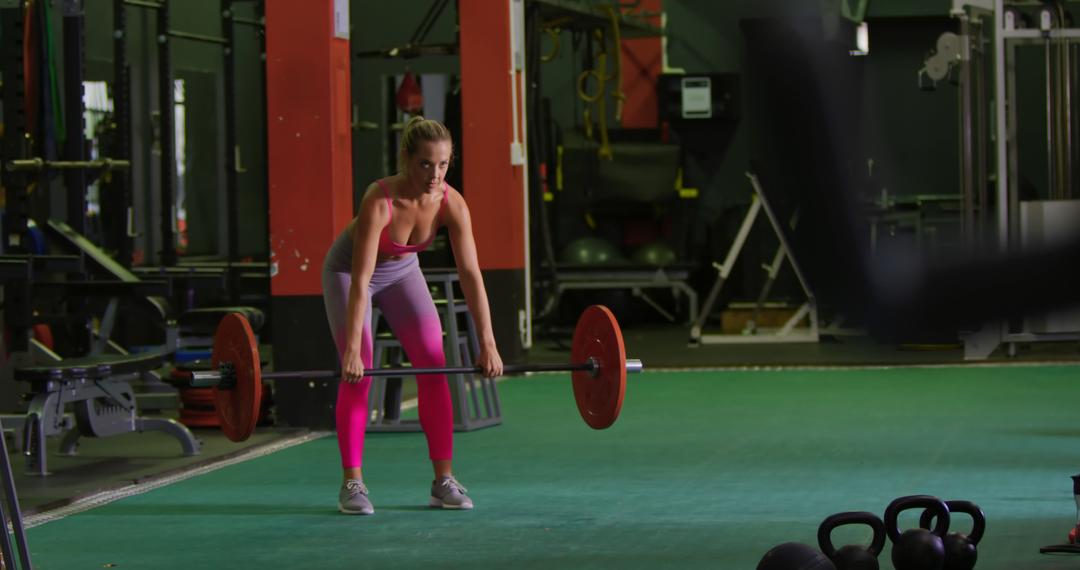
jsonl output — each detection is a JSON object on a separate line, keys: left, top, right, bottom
{"left": 396, "top": 70, "right": 424, "bottom": 114}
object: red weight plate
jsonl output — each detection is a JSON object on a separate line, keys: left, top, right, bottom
{"left": 179, "top": 412, "right": 221, "bottom": 428}
{"left": 212, "top": 313, "right": 262, "bottom": 442}
{"left": 179, "top": 407, "right": 218, "bottom": 417}
{"left": 180, "top": 388, "right": 217, "bottom": 403}
{"left": 570, "top": 305, "right": 626, "bottom": 429}
{"left": 170, "top": 368, "right": 194, "bottom": 383}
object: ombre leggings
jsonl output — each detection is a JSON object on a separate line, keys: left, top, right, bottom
{"left": 322, "top": 255, "right": 453, "bottom": 469}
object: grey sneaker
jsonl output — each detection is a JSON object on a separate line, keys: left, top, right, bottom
{"left": 338, "top": 479, "right": 374, "bottom": 515}
{"left": 430, "top": 476, "right": 474, "bottom": 510}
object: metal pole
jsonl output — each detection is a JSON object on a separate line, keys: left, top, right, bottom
{"left": 1007, "top": 36, "right": 1020, "bottom": 250}
{"left": 1074, "top": 42, "right": 1080, "bottom": 198}
{"left": 1061, "top": 3, "right": 1074, "bottom": 199}
{"left": 114, "top": 0, "right": 135, "bottom": 267}
{"left": 959, "top": 11, "right": 976, "bottom": 246}
{"left": 256, "top": 0, "right": 270, "bottom": 302}
{"left": 262, "top": 362, "right": 597, "bottom": 381}
{"left": 61, "top": 0, "right": 93, "bottom": 357}
{"left": 0, "top": 1, "right": 33, "bottom": 352}
{"left": 1046, "top": 30, "right": 1057, "bottom": 200}
{"left": 157, "top": 0, "right": 177, "bottom": 265}
{"left": 1, "top": 2, "right": 29, "bottom": 254}
{"left": 63, "top": 0, "right": 88, "bottom": 236}
{"left": 975, "top": 16, "right": 989, "bottom": 241}
{"left": 223, "top": 0, "right": 240, "bottom": 302}
{"left": 994, "top": 0, "right": 1009, "bottom": 252}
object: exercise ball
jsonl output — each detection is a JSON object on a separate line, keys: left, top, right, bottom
{"left": 632, "top": 241, "right": 677, "bottom": 267}
{"left": 560, "top": 237, "right": 624, "bottom": 265}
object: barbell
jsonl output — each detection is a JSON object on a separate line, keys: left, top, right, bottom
{"left": 5, "top": 158, "right": 131, "bottom": 172}
{"left": 174, "top": 305, "right": 642, "bottom": 442}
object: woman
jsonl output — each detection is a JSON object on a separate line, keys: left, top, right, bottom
{"left": 322, "top": 116, "right": 503, "bottom": 515}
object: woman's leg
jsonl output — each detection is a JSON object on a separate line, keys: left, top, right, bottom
{"left": 374, "top": 265, "right": 454, "bottom": 475}
{"left": 322, "top": 270, "right": 373, "bottom": 479}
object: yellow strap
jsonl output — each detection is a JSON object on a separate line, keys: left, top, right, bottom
{"left": 556, "top": 145, "right": 564, "bottom": 191}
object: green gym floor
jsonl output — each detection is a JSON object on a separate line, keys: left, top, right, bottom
{"left": 19, "top": 363, "right": 1080, "bottom": 569}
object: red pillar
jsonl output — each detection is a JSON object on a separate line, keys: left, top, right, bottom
{"left": 265, "top": 0, "right": 353, "bottom": 296}
{"left": 459, "top": 0, "right": 526, "bottom": 271}
{"left": 264, "top": 0, "right": 353, "bottom": 429}
{"left": 459, "top": 0, "right": 529, "bottom": 355}
{"left": 620, "top": 0, "right": 664, "bottom": 129}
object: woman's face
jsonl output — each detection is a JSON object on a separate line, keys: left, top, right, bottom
{"left": 404, "top": 139, "right": 452, "bottom": 192}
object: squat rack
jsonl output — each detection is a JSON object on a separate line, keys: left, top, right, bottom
{"left": 113, "top": 0, "right": 265, "bottom": 287}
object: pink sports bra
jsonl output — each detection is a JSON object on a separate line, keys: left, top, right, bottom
{"left": 376, "top": 178, "right": 448, "bottom": 257}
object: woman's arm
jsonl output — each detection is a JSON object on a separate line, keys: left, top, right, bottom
{"left": 341, "top": 184, "right": 388, "bottom": 382}
{"left": 444, "top": 188, "right": 503, "bottom": 377}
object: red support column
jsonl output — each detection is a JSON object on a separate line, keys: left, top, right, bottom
{"left": 265, "top": 0, "right": 353, "bottom": 296}
{"left": 620, "top": 0, "right": 664, "bottom": 129}
{"left": 459, "top": 0, "right": 526, "bottom": 271}
{"left": 264, "top": 0, "right": 353, "bottom": 428}
{"left": 459, "top": 0, "right": 529, "bottom": 356}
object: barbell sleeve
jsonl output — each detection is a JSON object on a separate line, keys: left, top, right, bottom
{"left": 187, "top": 358, "right": 643, "bottom": 389}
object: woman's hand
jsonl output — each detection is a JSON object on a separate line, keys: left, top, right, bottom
{"left": 341, "top": 347, "right": 365, "bottom": 383}
{"left": 475, "top": 342, "right": 503, "bottom": 378}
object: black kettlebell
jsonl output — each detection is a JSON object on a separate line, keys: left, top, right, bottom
{"left": 817, "top": 511, "right": 886, "bottom": 570}
{"left": 884, "top": 495, "right": 951, "bottom": 570}
{"left": 757, "top": 542, "right": 837, "bottom": 570}
{"left": 919, "top": 500, "right": 985, "bottom": 570}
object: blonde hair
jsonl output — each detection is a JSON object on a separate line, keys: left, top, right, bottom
{"left": 398, "top": 116, "right": 453, "bottom": 173}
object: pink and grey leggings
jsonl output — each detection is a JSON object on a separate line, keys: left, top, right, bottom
{"left": 322, "top": 255, "right": 453, "bottom": 469}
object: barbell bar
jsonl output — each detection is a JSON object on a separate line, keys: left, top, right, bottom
{"left": 189, "top": 359, "right": 643, "bottom": 388}
{"left": 6, "top": 158, "right": 131, "bottom": 172}
{"left": 179, "top": 305, "right": 641, "bottom": 442}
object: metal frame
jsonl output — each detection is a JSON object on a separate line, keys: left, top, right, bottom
{"left": 689, "top": 172, "right": 819, "bottom": 346}
{"left": 63, "top": 0, "right": 88, "bottom": 235}
{"left": 957, "top": 0, "right": 1080, "bottom": 359}
{"left": 0, "top": 425, "right": 32, "bottom": 569}
{"left": 542, "top": 269, "right": 698, "bottom": 325}
{"left": 1, "top": 3, "right": 31, "bottom": 256}
{"left": 19, "top": 372, "right": 200, "bottom": 477}
{"left": 112, "top": 0, "right": 136, "bottom": 267}
{"left": 366, "top": 271, "right": 502, "bottom": 432}
{"left": 115, "top": 0, "right": 263, "bottom": 268}
{"left": 223, "top": 0, "right": 240, "bottom": 298}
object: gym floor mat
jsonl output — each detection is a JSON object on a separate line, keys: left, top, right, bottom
{"left": 24, "top": 366, "right": 1080, "bottom": 569}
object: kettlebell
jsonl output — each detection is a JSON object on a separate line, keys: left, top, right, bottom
{"left": 817, "top": 511, "right": 886, "bottom": 570}
{"left": 757, "top": 542, "right": 838, "bottom": 570}
{"left": 884, "top": 495, "right": 951, "bottom": 570}
{"left": 919, "top": 500, "right": 985, "bottom": 570}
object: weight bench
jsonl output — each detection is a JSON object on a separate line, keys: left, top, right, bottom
{"left": 539, "top": 265, "right": 699, "bottom": 324}
{"left": 16, "top": 351, "right": 200, "bottom": 476}
{"left": 44, "top": 219, "right": 265, "bottom": 358}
